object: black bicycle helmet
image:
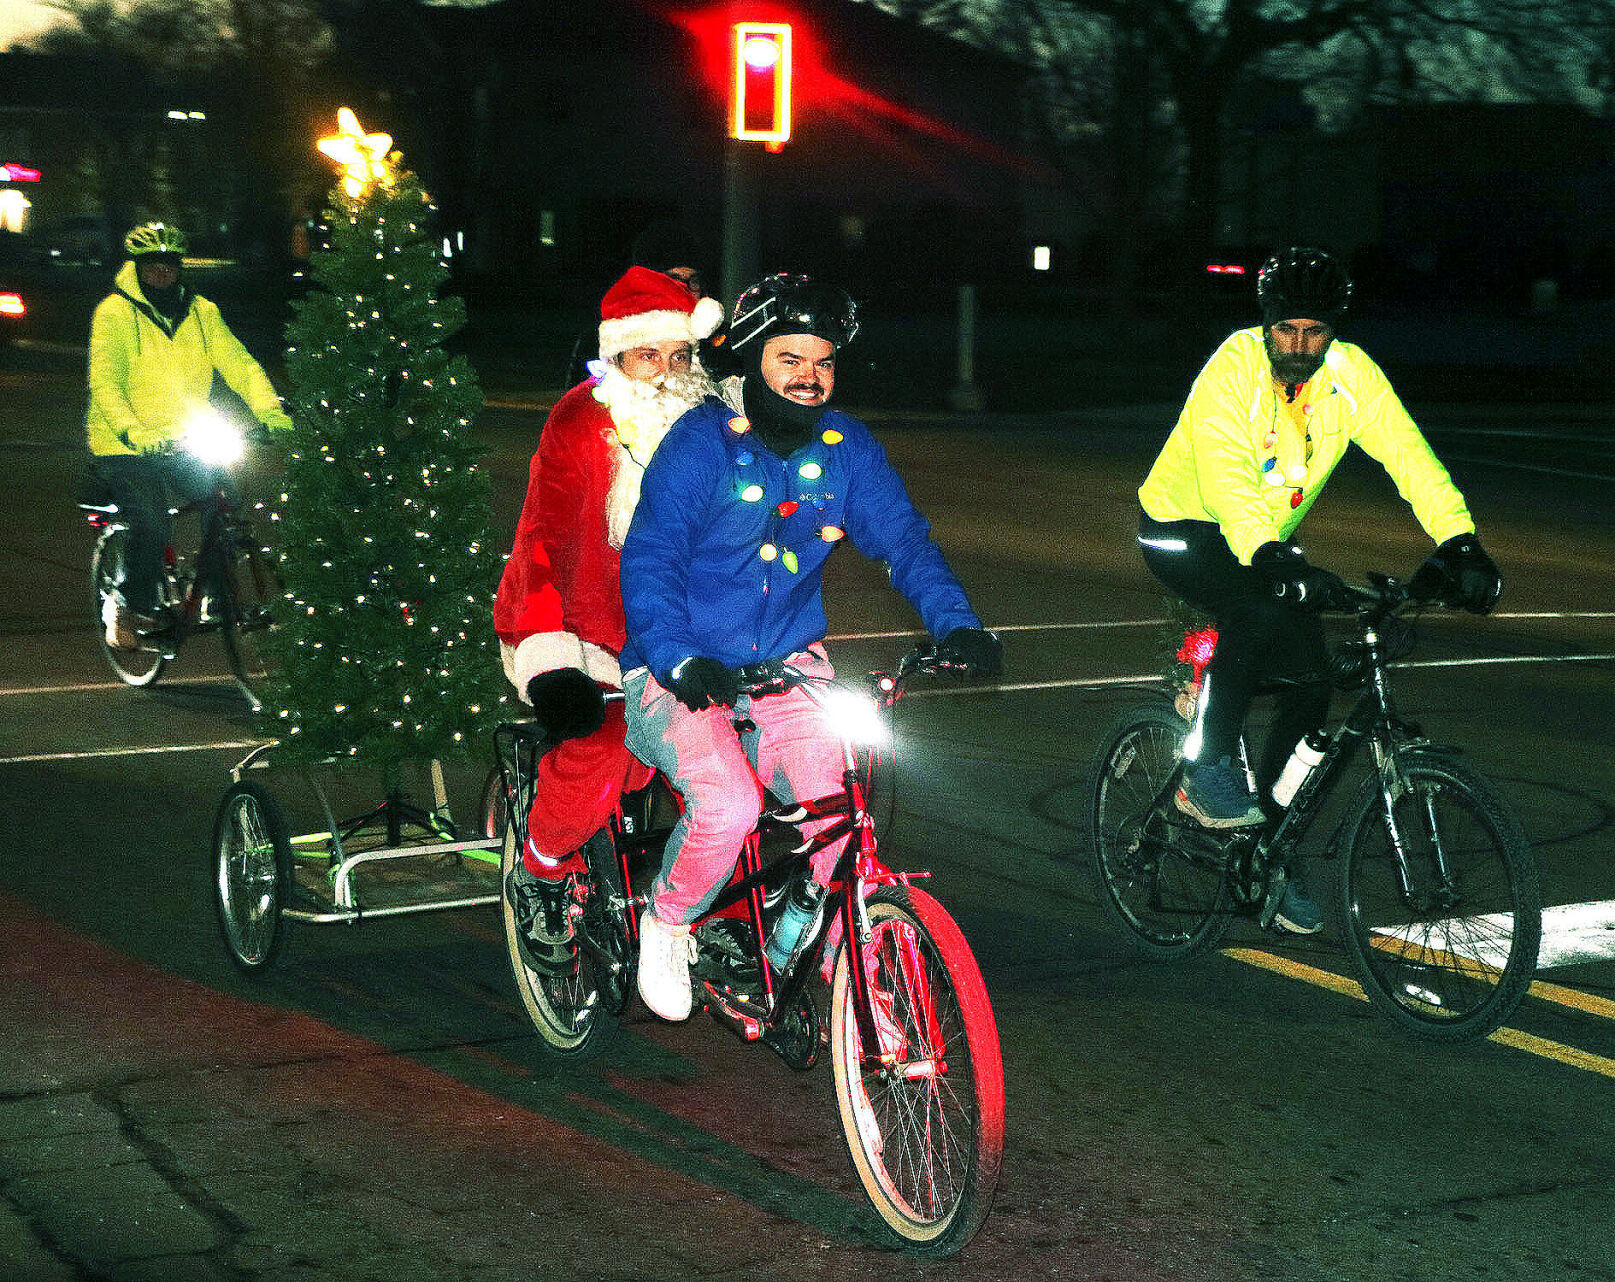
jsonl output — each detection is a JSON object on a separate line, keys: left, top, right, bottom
{"left": 1256, "top": 247, "right": 1352, "bottom": 326}
{"left": 728, "top": 272, "right": 859, "bottom": 353}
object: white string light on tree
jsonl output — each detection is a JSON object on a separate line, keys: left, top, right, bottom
{"left": 257, "top": 108, "right": 507, "bottom": 776}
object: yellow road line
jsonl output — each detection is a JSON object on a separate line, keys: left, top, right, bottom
{"left": 1487, "top": 1028, "right": 1615, "bottom": 1080}
{"left": 1221, "top": 947, "right": 1615, "bottom": 1080}
{"left": 1526, "top": 978, "right": 1615, "bottom": 1022}
{"left": 1221, "top": 946, "right": 1369, "bottom": 1001}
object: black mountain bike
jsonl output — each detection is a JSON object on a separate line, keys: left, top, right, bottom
{"left": 83, "top": 457, "right": 278, "bottom": 706}
{"left": 1086, "top": 572, "right": 1540, "bottom": 1042}
{"left": 491, "top": 647, "right": 1004, "bottom": 1257}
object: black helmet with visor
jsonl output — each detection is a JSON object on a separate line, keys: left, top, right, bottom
{"left": 728, "top": 272, "right": 859, "bottom": 354}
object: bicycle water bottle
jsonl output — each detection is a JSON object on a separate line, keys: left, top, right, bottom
{"left": 765, "top": 876, "right": 825, "bottom": 972}
{"left": 1271, "top": 730, "right": 1329, "bottom": 808}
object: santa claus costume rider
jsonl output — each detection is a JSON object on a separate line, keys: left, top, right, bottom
{"left": 493, "top": 266, "right": 724, "bottom": 963}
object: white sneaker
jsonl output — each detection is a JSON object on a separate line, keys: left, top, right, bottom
{"left": 637, "top": 907, "right": 696, "bottom": 1022}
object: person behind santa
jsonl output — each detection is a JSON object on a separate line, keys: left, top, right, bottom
{"left": 493, "top": 265, "right": 725, "bottom": 968}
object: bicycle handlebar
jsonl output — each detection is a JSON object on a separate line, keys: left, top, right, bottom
{"left": 1272, "top": 567, "right": 1442, "bottom": 622}
{"left": 732, "top": 640, "right": 983, "bottom": 700}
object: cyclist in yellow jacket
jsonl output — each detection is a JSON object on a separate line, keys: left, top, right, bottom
{"left": 85, "top": 221, "right": 291, "bottom": 648}
{"left": 1137, "top": 247, "right": 1501, "bottom": 933}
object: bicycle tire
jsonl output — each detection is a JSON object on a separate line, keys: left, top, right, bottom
{"left": 211, "top": 779, "right": 293, "bottom": 973}
{"left": 219, "top": 532, "right": 278, "bottom": 707}
{"left": 92, "top": 526, "right": 167, "bottom": 687}
{"left": 829, "top": 886, "right": 1003, "bottom": 1257}
{"left": 1085, "top": 700, "right": 1233, "bottom": 961}
{"left": 500, "top": 823, "right": 619, "bottom": 1058}
{"left": 478, "top": 765, "right": 508, "bottom": 844}
{"left": 1337, "top": 747, "right": 1540, "bottom": 1042}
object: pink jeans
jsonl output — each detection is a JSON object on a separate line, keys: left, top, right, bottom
{"left": 623, "top": 650, "right": 850, "bottom": 925}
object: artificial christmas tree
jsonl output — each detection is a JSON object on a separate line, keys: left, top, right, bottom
{"left": 257, "top": 110, "right": 506, "bottom": 783}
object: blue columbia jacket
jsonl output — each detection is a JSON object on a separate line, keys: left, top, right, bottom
{"left": 620, "top": 396, "right": 981, "bottom": 681}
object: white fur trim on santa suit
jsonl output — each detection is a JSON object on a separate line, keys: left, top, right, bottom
{"left": 597, "top": 296, "right": 724, "bottom": 361}
{"left": 503, "top": 631, "right": 623, "bottom": 702}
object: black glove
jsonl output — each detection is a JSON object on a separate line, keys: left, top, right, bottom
{"left": 1409, "top": 533, "right": 1501, "bottom": 615}
{"left": 525, "top": 667, "right": 606, "bottom": 741}
{"left": 1251, "top": 541, "right": 1346, "bottom": 611}
{"left": 935, "top": 627, "right": 1003, "bottom": 680}
{"left": 665, "top": 656, "right": 740, "bottom": 711}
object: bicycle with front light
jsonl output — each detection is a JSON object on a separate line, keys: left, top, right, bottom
{"left": 1085, "top": 571, "right": 1540, "bottom": 1041}
{"left": 82, "top": 411, "right": 279, "bottom": 705}
{"left": 492, "top": 644, "right": 1004, "bottom": 1256}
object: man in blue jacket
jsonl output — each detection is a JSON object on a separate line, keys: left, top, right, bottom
{"left": 618, "top": 273, "right": 1001, "bottom": 1020}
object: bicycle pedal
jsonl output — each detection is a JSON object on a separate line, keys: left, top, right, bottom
{"left": 1257, "top": 868, "right": 1289, "bottom": 930}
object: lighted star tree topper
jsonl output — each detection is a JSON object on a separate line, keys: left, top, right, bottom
{"left": 257, "top": 108, "right": 508, "bottom": 774}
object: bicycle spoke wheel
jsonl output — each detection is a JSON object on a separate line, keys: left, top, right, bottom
{"left": 212, "top": 780, "right": 293, "bottom": 973}
{"left": 220, "top": 531, "right": 279, "bottom": 707}
{"left": 829, "top": 887, "right": 1003, "bottom": 1258}
{"left": 1339, "top": 749, "right": 1540, "bottom": 1041}
{"left": 92, "top": 526, "right": 167, "bottom": 687}
{"left": 1085, "top": 701, "right": 1232, "bottom": 960}
{"left": 500, "top": 823, "right": 619, "bottom": 1057}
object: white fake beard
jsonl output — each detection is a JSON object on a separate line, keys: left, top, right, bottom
{"left": 595, "top": 362, "right": 716, "bottom": 548}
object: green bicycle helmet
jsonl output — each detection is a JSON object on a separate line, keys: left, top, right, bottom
{"left": 123, "top": 221, "right": 188, "bottom": 258}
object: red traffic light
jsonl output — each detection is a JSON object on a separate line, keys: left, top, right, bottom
{"left": 730, "top": 22, "right": 792, "bottom": 144}
{"left": 2, "top": 163, "right": 40, "bottom": 183}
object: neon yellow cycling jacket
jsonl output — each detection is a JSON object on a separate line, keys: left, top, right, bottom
{"left": 86, "top": 260, "right": 292, "bottom": 456}
{"left": 1138, "top": 327, "right": 1474, "bottom": 565}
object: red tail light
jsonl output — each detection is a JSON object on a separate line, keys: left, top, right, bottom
{"left": 0, "top": 292, "right": 24, "bottom": 317}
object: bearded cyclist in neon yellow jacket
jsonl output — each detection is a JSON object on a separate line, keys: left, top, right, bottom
{"left": 1137, "top": 247, "right": 1501, "bottom": 934}
{"left": 85, "top": 221, "right": 291, "bottom": 648}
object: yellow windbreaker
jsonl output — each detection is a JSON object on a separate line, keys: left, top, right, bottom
{"left": 85, "top": 260, "right": 292, "bottom": 456}
{"left": 1138, "top": 327, "right": 1474, "bottom": 565}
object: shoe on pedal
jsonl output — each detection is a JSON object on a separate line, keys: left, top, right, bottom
{"left": 1175, "top": 756, "right": 1265, "bottom": 829}
{"left": 637, "top": 906, "right": 696, "bottom": 1022}
{"left": 1271, "top": 879, "right": 1324, "bottom": 935}
{"left": 507, "top": 854, "right": 575, "bottom": 971}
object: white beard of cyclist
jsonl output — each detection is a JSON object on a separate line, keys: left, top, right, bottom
{"left": 594, "top": 360, "right": 716, "bottom": 549}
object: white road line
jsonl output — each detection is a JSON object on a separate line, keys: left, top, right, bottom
{"left": 1493, "top": 611, "right": 1615, "bottom": 620}
{"left": 827, "top": 621, "right": 1162, "bottom": 642}
{"left": 0, "top": 674, "right": 240, "bottom": 696}
{"left": 902, "top": 651, "right": 1615, "bottom": 697}
{"left": 1372, "top": 900, "right": 1615, "bottom": 972}
{"left": 1443, "top": 452, "right": 1614, "bottom": 483}
{"left": 0, "top": 740, "right": 264, "bottom": 765}
{"left": 2, "top": 617, "right": 1602, "bottom": 698}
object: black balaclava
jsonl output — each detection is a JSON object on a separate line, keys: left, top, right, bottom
{"left": 740, "top": 336, "right": 830, "bottom": 457}
{"left": 137, "top": 257, "right": 187, "bottom": 325}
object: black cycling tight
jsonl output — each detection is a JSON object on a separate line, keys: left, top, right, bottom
{"left": 1139, "top": 514, "right": 1330, "bottom": 801}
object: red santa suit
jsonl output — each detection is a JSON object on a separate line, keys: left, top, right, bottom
{"left": 493, "top": 267, "right": 723, "bottom": 871}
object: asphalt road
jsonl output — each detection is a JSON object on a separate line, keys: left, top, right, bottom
{"left": 1, "top": 354, "right": 1613, "bottom": 1282}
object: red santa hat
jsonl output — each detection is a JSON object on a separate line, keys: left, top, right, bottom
{"left": 598, "top": 265, "right": 725, "bottom": 362}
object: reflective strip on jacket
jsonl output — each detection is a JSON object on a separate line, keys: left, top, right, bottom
{"left": 85, "top": 259, "right": 291, "bottom": 456}
{"left": 619, "top": 396, "right": 981, "bottom": 681}
{"left": 1138, "top": 328, "right": 1474, "bottom": 565}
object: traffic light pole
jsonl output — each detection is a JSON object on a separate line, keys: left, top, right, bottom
{"left": 720, "top": 137, "right": 760, "bottom": 310}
